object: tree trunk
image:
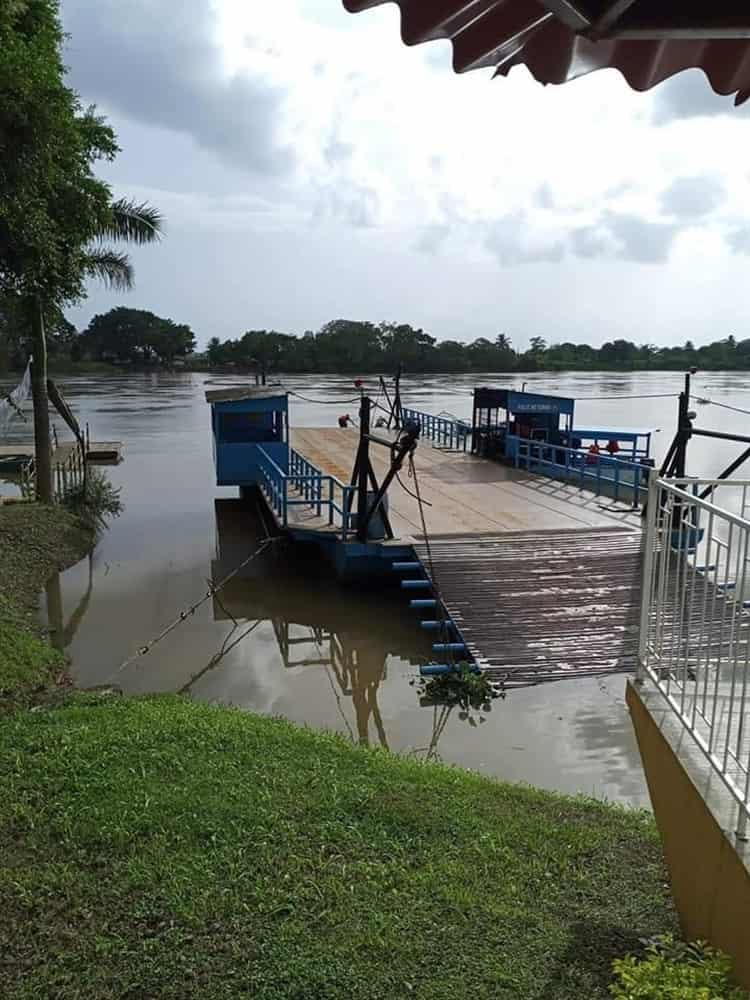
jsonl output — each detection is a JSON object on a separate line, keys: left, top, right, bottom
{"left": 29, "top": 297, "right": 53, "bottom": 503}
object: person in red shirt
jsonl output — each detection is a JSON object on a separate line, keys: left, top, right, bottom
{"left": 586, "top": 442, "right": 601, "bottom": 465}
{"left": 605, "top": 439, "right": 620, "bottom": 456}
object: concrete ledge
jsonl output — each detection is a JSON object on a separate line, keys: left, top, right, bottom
{"left": 627, "top": 679, "right": 750, "bottom": 988}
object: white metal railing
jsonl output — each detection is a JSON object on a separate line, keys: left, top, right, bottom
{"left": 638, "top": 473, "right": 750, "bottom": 836}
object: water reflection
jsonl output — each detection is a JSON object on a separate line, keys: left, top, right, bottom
{"left": 45, "top": 554, "right": 94, "bottom": 651}
{"left": 13, "top": 370, "right": 728, "bottom": 802}
{"left": 570, "top": 681, "right": 647, "bottom": 801}
{"left": 205, "top": 496, "right": 430, "bottom": 750}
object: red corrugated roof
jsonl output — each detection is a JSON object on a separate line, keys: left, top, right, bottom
{"left": 342, "top": 1, "right": 750, "bottom": 104}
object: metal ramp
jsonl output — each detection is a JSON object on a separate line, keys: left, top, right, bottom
{"left": 413, "top": 527, "right": 643, "bottom": 685}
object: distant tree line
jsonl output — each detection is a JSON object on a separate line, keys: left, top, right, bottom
{"left": 204, "top": 322, "right": 750, "bottom": 373}
{"left": 4, "top": 309, "right": 750, "bottom": 375}
{"left": 0, "top": 305, "right": 195, "bottom": 371}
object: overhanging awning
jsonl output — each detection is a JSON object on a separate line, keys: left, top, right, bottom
{"left": 342, "top": 1, "right": 750, "bottom": 104}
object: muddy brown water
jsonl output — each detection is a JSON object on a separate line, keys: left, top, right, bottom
{"left": 4, "top": 369, "right": 750, "bottom": 805}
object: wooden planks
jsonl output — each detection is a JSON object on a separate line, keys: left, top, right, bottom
{"left": 290, "top": 428, "right": 640, "bottom": 540}
{"left": 414, "top": 528, "right": 644, "bottom": 683}
{"left": 414, "top": 529, "right": 750, "bottom": 684}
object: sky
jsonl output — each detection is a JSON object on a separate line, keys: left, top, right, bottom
{"left": 60, "top": 0, "right": 750, "bottom": 351}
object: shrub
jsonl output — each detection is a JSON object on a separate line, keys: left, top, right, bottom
{"left": 611, "top": 935, "right": 747, "bottom": 999}
{"left": 419, "top": 662, "right": 499, "bottom": 709}
{"left": 61, "top": 467, "right": 122, "bottom": 531}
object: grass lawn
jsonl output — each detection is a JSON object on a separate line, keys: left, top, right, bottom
{"left": 0, "top": 502, "right": 679, "bottom": 997}
{"left": 0, "top": 502, "right": 93, "bottom": 711}
{"left": 0, "top": 695, "right": 678, "bottom": 999}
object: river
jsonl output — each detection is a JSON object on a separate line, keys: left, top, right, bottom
{"left": 3, "top": 369, "right": 750, "bottom": 806}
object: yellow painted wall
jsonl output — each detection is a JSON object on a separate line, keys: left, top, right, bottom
{"left": 627, "top": 680, "right": 750, "bottom": 989}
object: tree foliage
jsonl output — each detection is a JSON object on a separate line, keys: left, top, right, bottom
{"left": 198, "top": 322, "right": 750, "bottom": 374}
{"left": 81, "top": 307, "right": 196, "bottom": 366}
{"left": 5, "top": 310, "right": 750, "bottom": 375}
{"left": 0, "top": 0, "right": 118, "bottom": 306}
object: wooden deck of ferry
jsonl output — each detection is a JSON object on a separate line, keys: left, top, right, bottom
{"left": 284, "top": 427, "right": 645, "bottom": 682}
{"left": 289, "top": 427, "right": 640, "bottom": 539}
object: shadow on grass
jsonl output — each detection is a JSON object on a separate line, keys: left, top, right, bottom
{"left": 536, "top": 920, "right": 643, "bottom": 999}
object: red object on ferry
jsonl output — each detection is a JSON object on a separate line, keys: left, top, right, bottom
{"left": 354, "top": 379, "right": 364, "bottom": 388}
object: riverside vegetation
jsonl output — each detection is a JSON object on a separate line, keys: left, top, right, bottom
{"left": 5, "top": 307, "right": 750, "bottom": 376}
{"left": 4, "top": 497, "right": 744, "bottom": 998}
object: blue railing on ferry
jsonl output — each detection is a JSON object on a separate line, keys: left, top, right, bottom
{"left": 401, "top": 408, "right": 470, "bottom": 451}
{"left": 257, "top": 446, "right": 353, "bottom": 539}
{"left": 508, "top": 434, "right": 648, "bottom": 507}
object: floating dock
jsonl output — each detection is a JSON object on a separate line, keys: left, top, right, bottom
{"left": 288, "top": 429, "right": 645, "bottom": 683}
{"left": 206, "top": 385, "right": 653, "bottom": 684}
{"left": 0, "top": 441, "right": 123, "bottom": 467}
{"left": 413, "top": 527, "right": 642, "bottom": 684}
{"left": 289, "top": 427, "right": 639, "bottom": 537}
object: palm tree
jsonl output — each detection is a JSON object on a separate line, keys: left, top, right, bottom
{"left": 84, "top": 198, "right": 164, "bottom": 290}
{"left": 31, "top": 198, "right": 163, "bottom": 501}
{"left": 495, "top": 333, "right": 512, "bottom": 352}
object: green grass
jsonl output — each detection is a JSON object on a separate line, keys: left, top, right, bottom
{"left": 0, "top": 695, "right": 678, "bottom": 999}
{"left": 0, "top": 503, "right": 92, "bottom": 709}
{"left": 0, "top": 499, "right": 679, "bottom": 997}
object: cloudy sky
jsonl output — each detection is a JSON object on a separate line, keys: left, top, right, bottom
{"left": 61, "top": 0, "right": 750, "bottom": 350}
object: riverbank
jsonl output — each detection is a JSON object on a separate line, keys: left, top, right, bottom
{"left": 1, "top": 695, "right": 678, "bottom": 999}
{"left": 0, "top": 502, "right": 93, "bottom": 711}
{"left": 0, "top": 502, "right": 681, "bottom": 997}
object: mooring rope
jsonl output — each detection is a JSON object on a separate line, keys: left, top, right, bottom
{"left": 690, "top": 395, "right": 750, "bottom": 418}
{"left": 572, "top": 392, "right": 679, "bottom": 401}
{"left": 111, "top": 537, "right": 277, "bottom": 676}
{"left": 178, "top": 618, "right": 263, "bottom": 694}
{"left": 408, "top": 452, "right": 454, "bottom": 666}
{"left": 287, "top": 389, "right": 363, "bottom": 405}
{"left": 395, "top": 466, "right": 433, "bottom": 507}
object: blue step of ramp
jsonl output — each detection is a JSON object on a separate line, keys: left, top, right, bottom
{"left": 410, "top": 599, "right": 437, "bottom": 608}
{"left": 401, "top": 579, "right": 431, "bottom": 590}
{"left": 420, "top": 620, "right": 453, "bottom": 630}
{"left": 392, "top": 561, "right": 422, "bottom": 572}
{"left": 420, "top": 662, "right": 481, "bottom": 677}
{"left": 420, "top": 664, "right": 456, "bottom": 677}
{"left": 432, "top": 642, "right": 467, "bottom": 653}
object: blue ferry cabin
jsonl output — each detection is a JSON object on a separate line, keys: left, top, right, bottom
{"left": 472, "top": 387, "right": 575, "bottom": 460}
{"left": 469, "top": 386, "right": 654, "bottom": 508}
{"left": 206, "top": 386, "right": 288, "bottom": 487}
{"left": 471, "top": 386, "right": 652, "bottom": 463}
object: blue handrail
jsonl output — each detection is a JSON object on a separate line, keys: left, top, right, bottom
{"left": 401, "top": 407, "right": 470, "bottom": 451}
{"left": 257, "top": 446, "right": 353, "bottom": 539}
{"left": 508, "top": 434, "right": 649, "bottom": 507}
